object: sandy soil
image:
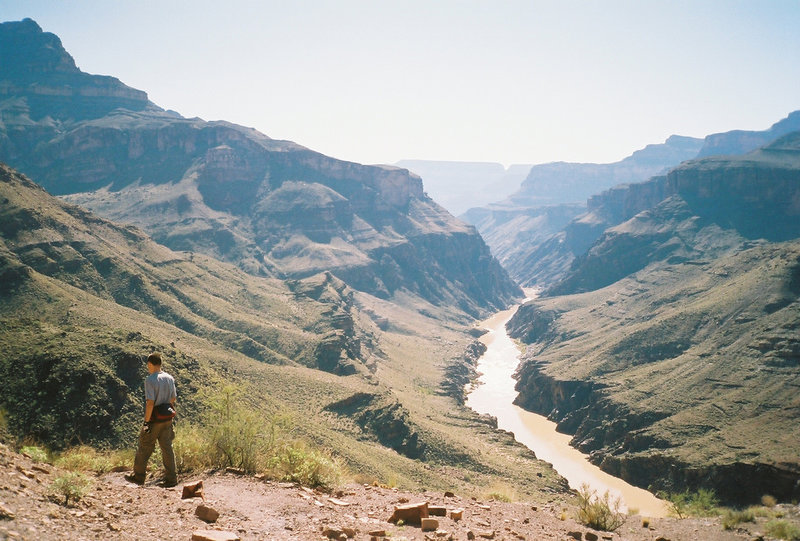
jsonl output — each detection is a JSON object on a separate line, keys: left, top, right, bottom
{"left": 3, "top": 442, "right": 791, "bottom": 541}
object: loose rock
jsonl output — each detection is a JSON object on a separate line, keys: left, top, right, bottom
{"left": 389, "top": 501, "right": 429, "bottom": 524}
{"left": 191, "top": 531, "right": 240, "bottom": 541}
{"left": 429, "top": 505, "right": 447, "bottom": 516}
{"left": 182, "top": 480, "right": 205, "bottom": 500}
{"left": 421, "top": 517, "right": 439, "bottom": 531}
{"left": 195, "top": 503, "right": 220, "bottom": 523}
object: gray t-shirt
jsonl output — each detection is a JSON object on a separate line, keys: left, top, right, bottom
{"left": 145, "top": 370, "right": 177, "bottom": 406}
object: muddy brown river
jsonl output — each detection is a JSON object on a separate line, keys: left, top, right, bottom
{"left": 466, "top": 302, "right": 668, "bottom": 517}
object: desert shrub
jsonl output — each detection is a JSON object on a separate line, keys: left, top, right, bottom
{"left": 765, "top": 519, "right": 800, "bottom": 541}
{"left": 722, "top": 508, "right": 755, "bottom": 530}
{"left": 206, "top": 386, "right": 276, "bottom": 473}
{"left": 269, "top": 440, "right": 342, "bottom": 488}
{"left": 0, "top": 408, "right": 9, "bottom": 443}
{"left": 55, "top": 445, "right": 131, "bottom": 473}
{"left": 660, "top": 488, "right": 719, "bottom": 518}
{"left": 575, "top": 483, "right": 626, "bottom": 531}
{"left": 486, "top": 482, "right": 515, "bottom": 502}
{"left": 173, "top": 422, "right": 211, "bottom": 473}
{"left": 762, "top": 494, "right": 778, "bottom": 507}
{"left": 49, "top": 472, "right": 92, "bottom": 506}
{"left": 21, "top": 445, "right": 50, "bottom": 463}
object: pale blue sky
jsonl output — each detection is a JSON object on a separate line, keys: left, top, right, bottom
{"left": 2, "top": 0, "right": 799, "bottom": 166}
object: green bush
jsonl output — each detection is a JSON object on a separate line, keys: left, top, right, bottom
{"left": 49, "top": 472, "right": 92, "bottom": 506}
{"left": 575, "top": 483, "right": 626, "bottom": 531}
{"left": 0, "top": 408, "right": 9, "bottom": 443}
{"left": 766, "top": 519, "right": 800, "bottom": 541}
{"left": 21, "top": 445, "right": 50, "bottom": 463}
{"left": 659, "top": 488, "right": 719, "bottom": 518}
{"left": 55, "top": 445, "right": 131, "bottom": 473}
{"left": 269, "top": 441, "right": 342, "bottom": 488}
{"left": 204, "top": 385, "right": 285, "bottom": 473}
{"left": 173, "top": 422, "right": 212, "bottom": 473}
{"left": 722, "top": 508, "right": 755, "bottom": 530}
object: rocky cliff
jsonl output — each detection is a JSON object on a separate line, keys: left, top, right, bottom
{"left": 463, "top": 136, "right": 704, "bottom": 287}
{"left": 0, "top": 19, "right": 521, "bottom": 316}
{"left": 506, "top": 132, "right": 800, "bottom": 504}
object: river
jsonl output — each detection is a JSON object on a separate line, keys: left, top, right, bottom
{"left": 465, "top": 302, "right": 668, "bottom": 517}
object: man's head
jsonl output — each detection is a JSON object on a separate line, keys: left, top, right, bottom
{"left": 147, "top": 352, "right": 162, "bottom": 373}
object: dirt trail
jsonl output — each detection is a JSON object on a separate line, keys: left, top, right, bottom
{"left": 0, "top": 443, "right": 788, "bottom": 540}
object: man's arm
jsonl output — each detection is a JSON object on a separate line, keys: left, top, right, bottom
{"left": 144, "top": 399, "right": 154, "bottom": 423}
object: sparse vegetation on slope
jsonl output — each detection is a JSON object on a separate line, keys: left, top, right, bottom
{"left": 0, "top": 162, "right": 570, "bottom": 503}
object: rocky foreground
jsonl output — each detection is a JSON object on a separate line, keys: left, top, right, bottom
{"left": 2, "top": 444, "right": 791, "bottom": 541}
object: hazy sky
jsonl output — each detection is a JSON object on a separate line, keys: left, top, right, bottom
{"left": 2, "top": 0, "right": 799, "bottom": 167}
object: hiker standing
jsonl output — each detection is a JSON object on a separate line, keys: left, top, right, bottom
{"left": 126, "top": 352, "right": 178, "bottom": 487}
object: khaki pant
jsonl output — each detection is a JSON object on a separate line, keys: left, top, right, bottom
{"left": 132, "top": 420, "right": 177, "bottom": 484}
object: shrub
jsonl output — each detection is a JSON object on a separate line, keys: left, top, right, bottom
{"left": 49, "top": 472, "right": 92, "bottom": 506}
{"left": 55, "top": 445, "right": 131, "bottom": 473}
{"left": 575, "top": 483, "right": 626, "bottom": 531}
{"left": 486, "top": 483, "right": 515, "bottom": 502}
{"left": 269, "top": 441, "right": 342, "bottom": 488}
{"left": 173, "top": 422, "right": 211, "bottom": 473}
{"left": 762, "top": 494, "right": 778, "bottom": 507}
{"left": 659, "top": 488, "right": 719, "bottom": 518}
{"left": 206, "top": 386, "right": 274, "bottom": 473}
{"left": 722, "top": 509, "right": 755, "bottom": 530}
{"left": 765, "top": 519, "right": 800, "bottom": 541}
{"left": 0, "top": 408, "right": 9, "bottom": 443}
{"left": 21, "top": 445, "right": 50, "bottom": 463}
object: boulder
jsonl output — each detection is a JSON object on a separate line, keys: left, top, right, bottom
{"left": 389, "top": 501, "right": 428, "bottom": 524}
{"left": 195, "top": 504, "right": 220, "bottom": 523}
{"left": 421, "top": 517, "right": 439, "bottom": 531}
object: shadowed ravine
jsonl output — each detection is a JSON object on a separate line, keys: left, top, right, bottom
{"left": 466, "top": 296, "right": 668, "bottom": 518}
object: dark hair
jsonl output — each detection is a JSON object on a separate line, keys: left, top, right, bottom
{"left": 147, "top": 352, "right": 162, "bottom": 366}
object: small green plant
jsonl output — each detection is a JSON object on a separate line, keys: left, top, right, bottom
{"left": 659, "top": 488, "right": 719, "bottom": 518}
{"left": 49, "top": 472, "right": 92, "bottom": 506}
{"left": 486, "top": 482, "right": 515, "bottom": 502}
{"left": 575, "top": 483, "right": 626, "bottom": 531}
{"left": 765, "top": 519, "right": 800, "bottom": 541}
{"left": 722, "top": 508, "right": 755, "bottom": 530}
{"left": 54, "top": 445, "right": 132, "bottom": 473}
{"left": 173, "top": 422, "right": 211, "bottom": 473}
{"left": 270, "top": 441, "right": 342, "bottom": 488}
{"left": 21, "top": 445, "right": 50, "bottom": 463}
{"left": 762, "top": 494, "right": 778, "bottom": 507}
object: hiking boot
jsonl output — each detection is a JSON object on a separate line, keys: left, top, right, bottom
{"left": 124, "top": 473, "right": 144, "bottom": 485}
{"left": 158, "top": 478, "right": 178, "bottom": 488}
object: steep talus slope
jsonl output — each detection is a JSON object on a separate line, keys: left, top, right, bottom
{"left": 0, "top": 163, "right": 367, "bottom": 444}
{"left": 0, "top": 19, "right": 520, "bottom": 316}
{"left": 507, "top": 133, "right": 800, "bottom": 504}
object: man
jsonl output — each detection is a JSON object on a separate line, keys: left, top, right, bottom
{"left": 125, "top": 352, "right": 178, "bottom": 487}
